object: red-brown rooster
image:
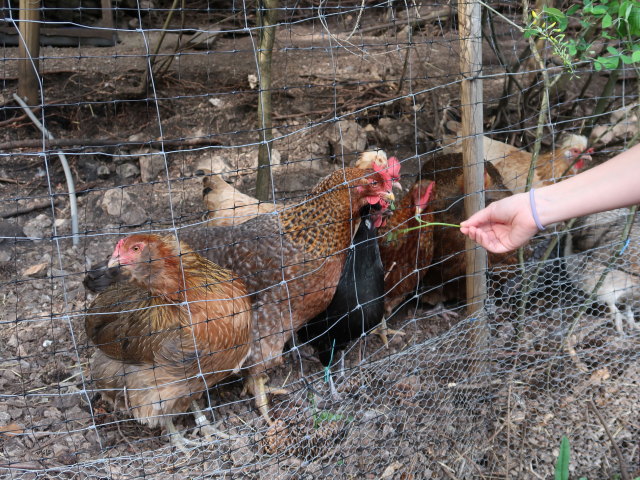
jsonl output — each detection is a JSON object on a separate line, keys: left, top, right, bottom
{"left": 378, "top": 178, "right": 436, "bottom": 327}
{"left": 181, "top": 167, "right": 395, "bottom": 424}
{"left": 85, "top": 234, "right": 252, "bottom": 448}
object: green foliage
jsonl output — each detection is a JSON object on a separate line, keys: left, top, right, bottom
{"left": 552, "top": 436, "right": 640, "bottom": 480}
{"left": 523, "top": 0, "right": 640, "bottom": 73}
{"left": 554, "top": 436, "right": 570, "bottom": 480}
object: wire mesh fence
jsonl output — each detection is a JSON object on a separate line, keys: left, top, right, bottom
{"left": 1, "top": 0, "right": 639, "bottom": 478}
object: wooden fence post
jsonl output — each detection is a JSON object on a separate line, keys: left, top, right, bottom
{"left": 18, "top": 0, "right": 41, "bottom": 106}
{"left": 458, "top": 0, "right": 488, "bottom": 376}
{"left": 458, "top": 0, "right": 487, "bottom": 318}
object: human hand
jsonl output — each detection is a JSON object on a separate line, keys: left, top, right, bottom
{"left": 460, "top": 192, "right": 540, "bottom": 253}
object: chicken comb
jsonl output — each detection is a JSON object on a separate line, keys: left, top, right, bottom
{"left": 372, "top": 156, "right": 401, "bottom": 182}
{"left": 413, "top": 180, "right": 435, "bottom": 210}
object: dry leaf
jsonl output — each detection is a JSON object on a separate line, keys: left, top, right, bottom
{"left": 0, "top": 423, "right": 24, "bottom": 436}
{"left": 23, "top": 263, "right": 48, "bottom": 278}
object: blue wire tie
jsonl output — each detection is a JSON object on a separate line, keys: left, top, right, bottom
{"left": 619, "top": 237, "right": 631, "bottom": 255}
{"left": 324, "top": 339, "right": 336, "bottom": 383}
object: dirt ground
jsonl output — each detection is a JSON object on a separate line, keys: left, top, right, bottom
{"left": 0, "top": 2, "right": 639, "bottom": 478}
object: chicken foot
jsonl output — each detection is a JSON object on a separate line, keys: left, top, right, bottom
{"left": 163, "top": 402, "right": 230, "bottom": 452}
{"left": 371, "top": 317, "right": 405, "bottom": 346}
{"left": 423, "top": 302, "right": 460, "bottom": 322}
{"left": 190, "top": 401, "right": 231, "bottom": 441}
{"left": 243, "top": 374, "right": 290, "bottom": 425}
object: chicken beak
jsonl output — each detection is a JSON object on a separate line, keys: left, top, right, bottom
{"left": 383, "top": 191, "right": 395, "bottom": 204}
{"left": 107, "top": 256, "right": 120, "bottom": 269}
{"left": 393, "top": 181, "right": 403, "bottom": 191}
{"left": 415, "top": 206, "right": 423, "bottom": 216}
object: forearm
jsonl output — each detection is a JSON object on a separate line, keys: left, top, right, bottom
{"left": 534, "top": 142, "right": 640, "bottom": 227}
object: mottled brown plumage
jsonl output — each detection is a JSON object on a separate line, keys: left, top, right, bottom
{"left": 379, "top": 179, "right": 436, "bottom": 316}
{"left": 420, "top": 153, "right": 518, "bottom": 302}
{"left": 85, "top": 234, "right": 251, "bottom": 445}
{"left": 180, "top": 167, "right": 394, "bottom": 423}
{"left": 199, "top": 149, "right": 396, "bottom": 227}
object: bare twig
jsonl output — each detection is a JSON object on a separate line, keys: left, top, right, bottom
{"left": 515, "top": 0, "right": 562, "bottom": 330}
{"left": 358, "top": 6, "right": 453, "bottom": 35}
{"left": 0, "top": 198, "right": 64, "bottom": 219}
{"left": 0, "top": 177, "right": 23, "bottom": 185}
{"left": 0, "top": 136, "right": 221, "bottom": 152}
{"left": 254, "top": 0, "right": 278, "bottom": 201}
{"left": 588, "top": 399, "right": 631, "bottom": 480}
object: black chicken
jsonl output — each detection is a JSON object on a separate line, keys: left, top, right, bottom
{"left": 297, "top": 204, "right": 385, "bottom": 397}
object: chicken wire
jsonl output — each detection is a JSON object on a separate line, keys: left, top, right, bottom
{"left": 1, "top": 0, "right": 640, "bottom": 478}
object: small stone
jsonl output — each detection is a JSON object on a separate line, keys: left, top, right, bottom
{"left": 208, "top": 97, "right": 224, "bottom": 108}
{"left": 0, "top": 220, "right": 25, "bottom": 244}
{"left": 115, "top": 163, "right": 140, "bottom": 179}
{"left": 54, "top": 218, "right": 67, "bottom": 228}
{"left": 139, "top": 152, "right": 166, "bottom": 183}
{"left": 327, "top": 120, "right": 367, "bottom": 160}
{"left": 248, "top": 74, "right": 258, "bottom": 89}
{"left": 23, "top": 213, "right": 52, "bottom": 239}
{"left": 97, "top": 165, "right": 111, "bottom": 179}
{"left": 270, "top": 149, "right": 281, "bottom": 166}
{"left": 101, "top": 189, "right": 147, "bottom": 226}
{"left": 196, "top": 155, "right": 230, "bottom": 175}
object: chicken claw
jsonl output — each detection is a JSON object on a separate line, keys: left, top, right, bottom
{"left": 163, "top": 402, "right": 230, "bottom": 453}
{"left": 165, "top": 418, "right": 197, "bottom": 453}
{"left": 243, "top": 375, "right": 290, "bottom": 425}
{"left": 371, "top": 317, "right": 405, "bottom": 346}
{"left": 191, "top": 401, "right": 231, "bottom": 441}
{"left": 424, "top": 302, "right": 460, "bottom": 322}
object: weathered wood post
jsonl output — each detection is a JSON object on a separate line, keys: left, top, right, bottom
{"left": 458, "top": 0, "right": 488, "bottom": 373}
{"left": 18, "top": 0, "right": 41, "bottom": 106}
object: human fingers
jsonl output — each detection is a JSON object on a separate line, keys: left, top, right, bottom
{"left": 460, "top": 204, "right": 495, "bottom": 230}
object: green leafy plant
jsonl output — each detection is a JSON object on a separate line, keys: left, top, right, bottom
{"left": 525, "top": 1, "right": 640, "bottom": 73}
{"left": 524, "top": 8, "right": 575, "bottom": 73}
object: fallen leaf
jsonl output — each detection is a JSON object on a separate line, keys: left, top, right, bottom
{"left": 0, "top": 423, "right": 24, "bottom": 436}
{"left": 23, "top": 263, "right": 48, "bottom": 278}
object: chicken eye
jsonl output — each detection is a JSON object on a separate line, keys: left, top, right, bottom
{"left": 132, "top": 245, "right": 140, "bottom": 252}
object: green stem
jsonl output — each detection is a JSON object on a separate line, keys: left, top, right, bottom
{"left": 399, "top": 221, "right": 461, "bottom": 234}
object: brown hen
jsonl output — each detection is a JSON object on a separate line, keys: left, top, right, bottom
{"left": 441, "top": 107, "right": 593, "bottom": 193}
{"left": 85, "top": 234, "right": 251, "bottom": 447}
{"left": 378, "top": 178, "right": 436, "bottom": 326}
{"left": 420, "top": 152, "right": 518, "bottom": 306}
{"left": 198, "top": 149, "right": 398, "bottom": 227}
{"left": 181, "top": 167, "right": 395, "bottom": 423}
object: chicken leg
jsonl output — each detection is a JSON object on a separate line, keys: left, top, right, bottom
{"left": 371, "top": 317, "right": 405, "bottom": 346}
{"left": 243, "top": 374, "right": 290, "bottom": 425}
{"left": 190, "top": 401, "right": 231, "bottom": 441}
{"left": 163, "top": 402, "right": 231, "bottom": 452}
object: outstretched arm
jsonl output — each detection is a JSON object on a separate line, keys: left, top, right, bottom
{"left": 460, "top": 143, "right": 640, "bottom": 253}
